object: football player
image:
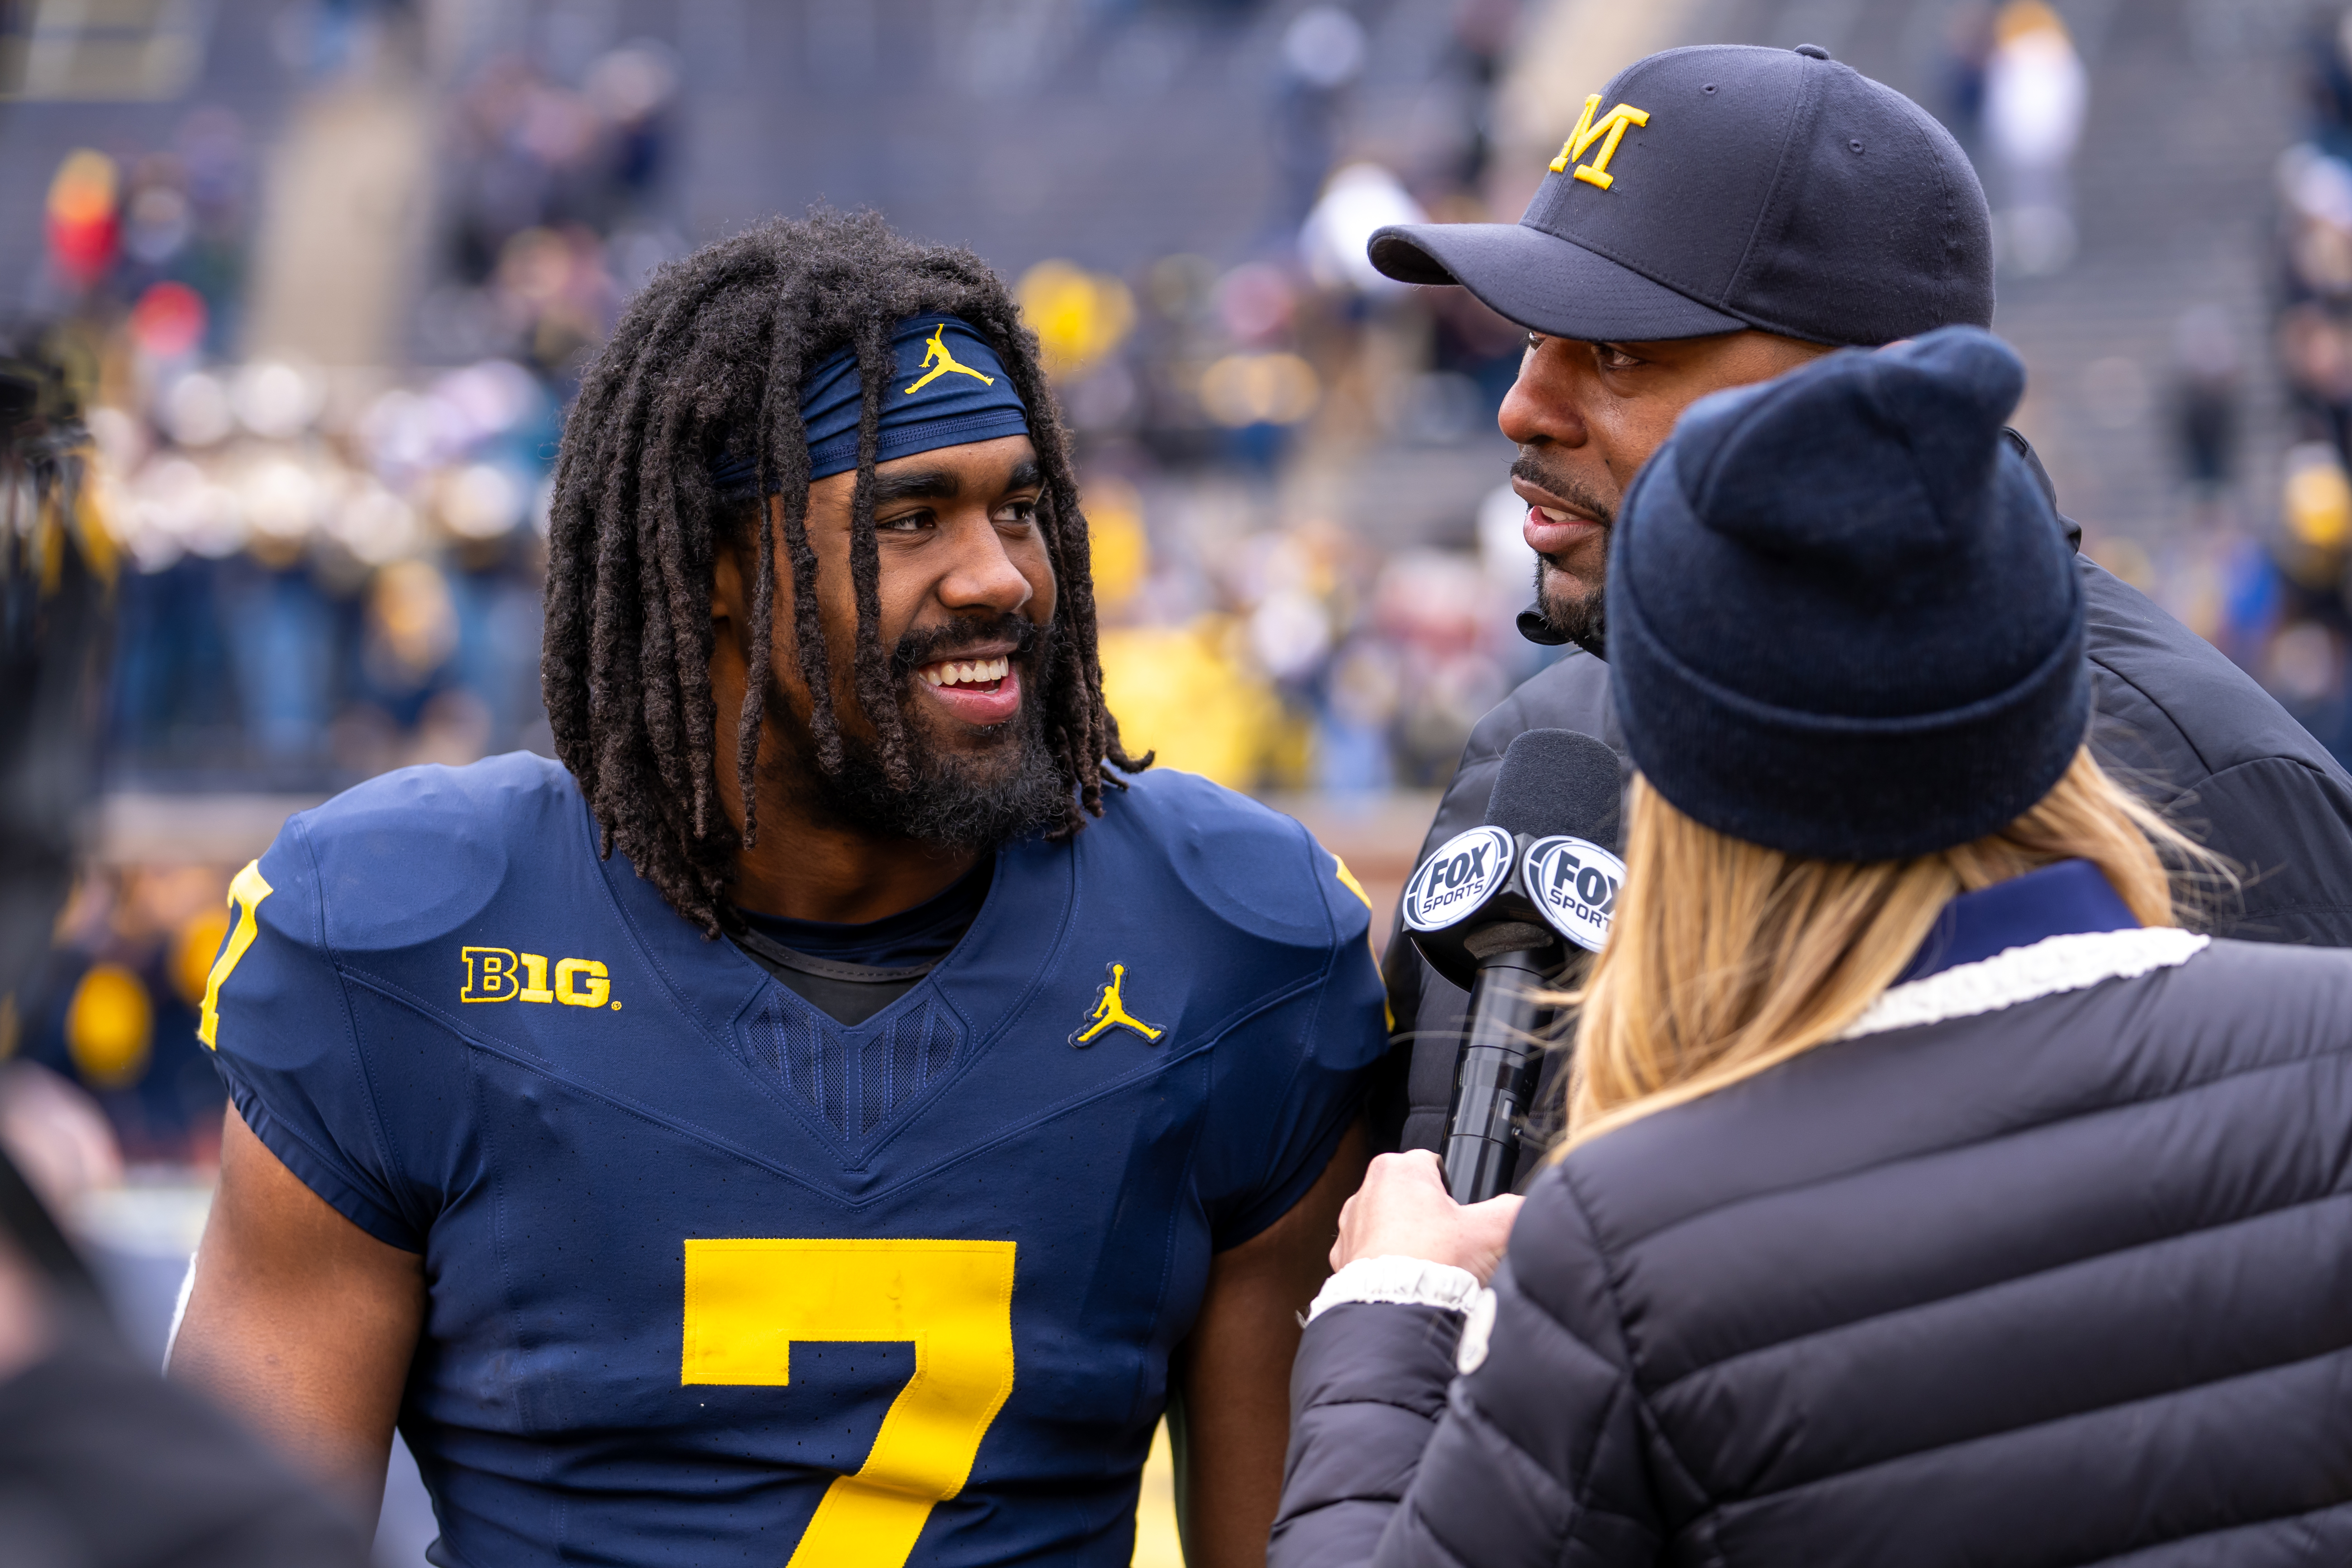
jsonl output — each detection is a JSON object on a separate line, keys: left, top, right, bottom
{"left": 168, "top": 213, "right": 1389, "bottom": 1567}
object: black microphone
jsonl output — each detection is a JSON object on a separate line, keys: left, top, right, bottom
{"left": 1403, "top": 729, "right": 1624, "bottom": 1201}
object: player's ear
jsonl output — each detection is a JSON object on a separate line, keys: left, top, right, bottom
{"left": 710, "top": 498, "right": 768, "bottom": 626}
{"left": 711, "top": 545, "right": 743, "bottom": 626}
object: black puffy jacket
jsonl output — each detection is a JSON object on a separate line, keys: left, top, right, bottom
{"left": 1279, "top": 915, "right": 2352, "bottom": 1565}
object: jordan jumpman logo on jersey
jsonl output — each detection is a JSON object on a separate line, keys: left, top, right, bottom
{"left": 904, "top": 323, "right": 997, "bottom": 395}
{"left": 1069, "top": 963, "right": 1164, "bottom": 1047}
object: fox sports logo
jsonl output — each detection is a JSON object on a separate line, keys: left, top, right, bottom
{"left": 1523, "top": 835, "right": 1626, "bottom": 953}
{"left": 1400, "top": 827, "right": 1516, "bottom": 933}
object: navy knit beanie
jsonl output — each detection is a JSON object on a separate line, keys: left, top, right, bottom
{"left": 1605, "top": 326, "right": 2087, "bottom": 862}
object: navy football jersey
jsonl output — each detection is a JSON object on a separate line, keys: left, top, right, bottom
{"left": 200, "top": 753, "right": 1386, "bottom": 1567}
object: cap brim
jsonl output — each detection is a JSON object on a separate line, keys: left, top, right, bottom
{"left": 1369, "top": 222, "right": 1745, "bottom": 342}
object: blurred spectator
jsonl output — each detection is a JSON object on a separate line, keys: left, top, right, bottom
{"left": 1939, "top": 2, "right": 1996, "bottom": 149}
{"left": 1985, "top": 0, "right": 2086, "bottom": 275}
{"left": 2172, "top": 304, "right": 2242, "bottom": 517}
{"left": 1271, "top": 7, "right": 1369, "bottom": 232}
{"left": 1300, "top": 165, "right": 1426, "bottom": 296}
{"left": 2277, "top": 300, "right": 2352, "bottom": 459}
{"left": 1444, "top": 0, "right": 1519, "bottom": 194}
{"left": 21, "top": 867, "right": 234, "bottom": 1167}
{"left": 2305, "top": 7, "right": 2352, "bottom": 161}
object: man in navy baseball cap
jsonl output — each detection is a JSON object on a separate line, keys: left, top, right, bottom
{"left": 1373, "top": 42, "right": 1990, "bottom": 656}
{"left": 1371, "top": 43, "right": 2352, "bottom": 1165}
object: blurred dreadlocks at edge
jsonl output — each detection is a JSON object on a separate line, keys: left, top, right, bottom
{"left": 0, "top": 336, "right": 115, "bottom": 1025}
{"left": 542, "top": 210, "right": 1148, "bottom": 935}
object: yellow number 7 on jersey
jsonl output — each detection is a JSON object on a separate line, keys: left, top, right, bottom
{"left": 198, "top": 860, "right": 273, "bottom": 1049}
{"left": 682, "top": 1239, "right": 1017, "bottom": 1568}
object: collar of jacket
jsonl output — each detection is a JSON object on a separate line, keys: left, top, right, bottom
{"left": 1513, "top": 428, "right": 2080, "bottom": 660}
{"left": 1896, "top": 859, "right": 2135, "bottom": 985}
{"left": 1845, "top": 858, "right": 2206, "bottom": 1042}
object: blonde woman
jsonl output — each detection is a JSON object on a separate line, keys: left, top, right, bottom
{"left": 1271, "top": 329, "right": 2352, "bottom": 1566}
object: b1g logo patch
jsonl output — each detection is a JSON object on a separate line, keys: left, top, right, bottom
{"left": 1522, "top": 836, "right": 1626, "bottom": 953}
{"left": 1400, "top": 827, "right": 1516, "bottom": 934}
{"left": 461, "top": 947, "right": 619, "bottom": 1010}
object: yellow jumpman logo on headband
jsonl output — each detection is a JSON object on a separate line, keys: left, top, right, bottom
{"left": 1070, "top": 963, "right": 1164, "bottom": 1047}
{"left": 904, "top": 323, "right": 996, "bottom": 395}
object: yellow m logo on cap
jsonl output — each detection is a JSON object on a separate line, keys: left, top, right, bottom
{"left": 1549, "top": 95, "right": 1650, "bottom": 190}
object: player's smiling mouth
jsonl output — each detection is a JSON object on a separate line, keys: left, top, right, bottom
{"left": 913, "top": 649, "right": 1022, "bottom": 724}
{"left": 918, "top": 655, "right": 1010, "bottom": 690}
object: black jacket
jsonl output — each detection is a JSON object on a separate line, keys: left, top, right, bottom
{"left": 1383, "top": 551, "right": 2352, "bottom": 1161}
{"left": 1279, "top": 932, "right": 2352, "bottom": 1565}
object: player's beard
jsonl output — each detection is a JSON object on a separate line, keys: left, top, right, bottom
{"left": 787, "top": 615, "right": 1069, "bottom": 851}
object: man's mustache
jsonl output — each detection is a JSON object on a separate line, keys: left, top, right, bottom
{"left": 1510, "top": 451, "right": 1618, "bottom": 534}
{"left": 889, "top": 615, "right": 1047, "bottom": 681}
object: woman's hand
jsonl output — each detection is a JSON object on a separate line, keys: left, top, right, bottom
{"left": 1331, "top": 1151, "right": 1524, "bottom": 1284}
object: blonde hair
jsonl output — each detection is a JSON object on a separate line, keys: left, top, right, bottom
{"left": 1560, "top": 748, "right": 2221, "bottom": 1152}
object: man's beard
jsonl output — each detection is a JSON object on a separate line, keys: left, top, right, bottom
{"left": 1533, "top": 559, "right": 1607, "bottom": 654}
{"left": 786, "top": 616, "right": 1069, "bottom": 851}
{"left": 1514, "top": 450, "right": 1615, "bottom": 656}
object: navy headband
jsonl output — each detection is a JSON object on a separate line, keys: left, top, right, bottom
{"left": 709, "top": 315, "right": 1031, "bottom": 493}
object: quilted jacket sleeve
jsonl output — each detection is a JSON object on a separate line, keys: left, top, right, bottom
{"left": 1271, "top": 1175, "right": 1665, "bottom": 1568}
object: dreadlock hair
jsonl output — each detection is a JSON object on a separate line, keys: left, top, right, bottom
{"left": 543, "top": 210, "right": 1147, "bottom": 938}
